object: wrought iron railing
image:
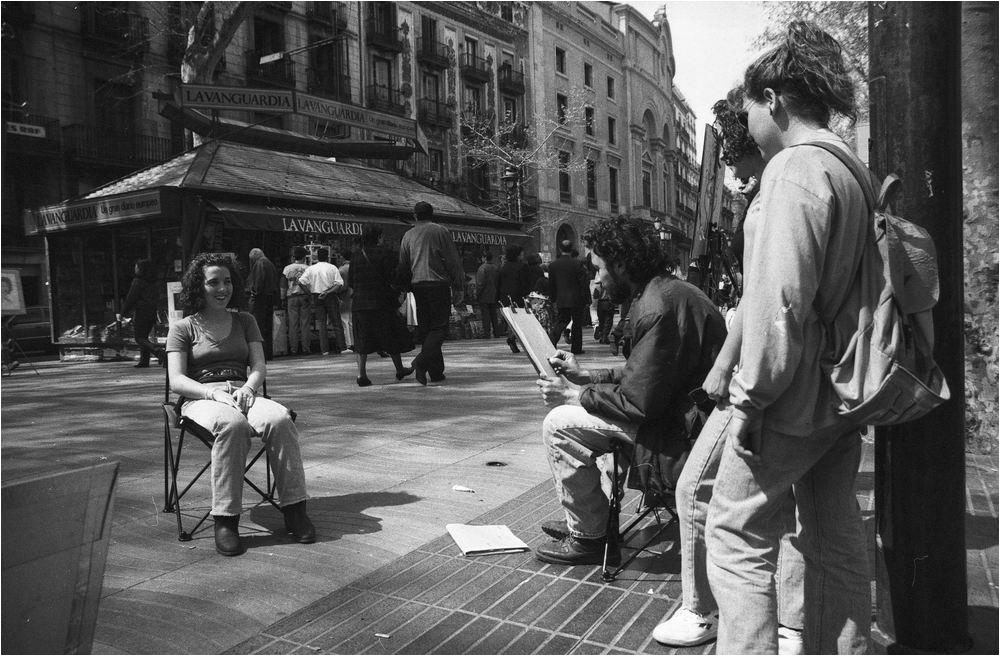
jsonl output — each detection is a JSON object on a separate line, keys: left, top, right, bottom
{"left": 62, "top": 124, "right": 175, "bottom": 167}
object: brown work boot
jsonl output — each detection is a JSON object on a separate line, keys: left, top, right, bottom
{"left": 213, "top": 514, "right": 244, "bottom": 556}
{"left": 281, "top": 501, "right": 316, "bottom": 544}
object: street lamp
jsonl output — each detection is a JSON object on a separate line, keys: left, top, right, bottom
{"left": 501, "top": 165, "right": 521, "bottom": 222}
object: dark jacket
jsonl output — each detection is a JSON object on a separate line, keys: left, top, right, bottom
{"left": 547, "top": 254, "right": 588, "bottom": 308}
{"left": 122, "top": 276, "right": 159, "bottom": 317}
{"left": 497, "top": 260, "right": 530, "bottom": 307}
{"left": 348, "top": 245, "right": 400, "bottom": 311}
{"left": 579, "top": 276, "right": 726, "bottom": 498}
{"left": 475, "top": 262, "right": 500, "bottom": 304}
{"left": 247, "top": 256, "right": 279, "bottom": 304}
{"left": 525, "top": 263, "right": 546, "bottom": 292}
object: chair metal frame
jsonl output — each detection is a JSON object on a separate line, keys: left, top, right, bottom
{"left": 601, "top": 443, "right": 679, "bottom": 582}
{"left": 161, "top": 372, "right": 285, "bottom": 541}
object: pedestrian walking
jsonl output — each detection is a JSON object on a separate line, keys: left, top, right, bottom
{"left": 117, "top": 258, "right": 165, "bottom": 368}
{"left": 297, "top": 248, "right": 347, "bottom": 356}
{"left": 547, "top": 240, "right": 589, "bottom": 354}
{"left": 703, "top": 21, "right": 871, "bottom": 655}
{"left": 338, "top": 252, "right": 354, "bottom": 351}
{"left": 498, "top": 244, "right": 531, "bottom": 353}
{"left": 592, "top": 280, "right": 616, "bottom": 344}
{"left": 347, "top": 227, "right": 415, "bottom": 386}
{"left": 474, "top": 252, "right": 501, "bottom": 338}
{"left": 247, "top": 248, "right": 280, "bottom": 361}
{"left": 282, "top": 247, "right": 312, "bottom": 355}
{"left": 396, "top": 201, "right": 465, "bottom": 385}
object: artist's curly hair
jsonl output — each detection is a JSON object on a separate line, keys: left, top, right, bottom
{"left": 712, "top": 88, "right": 760, "bottom": 166}
{"left": 582, "top": 215, "right": 672, "bottom": 287}
{"left": 180, "top": 252, "right": 246, "bottom": 315}
{"left": 744, "top": 20, "right": 856, "bottom": 126}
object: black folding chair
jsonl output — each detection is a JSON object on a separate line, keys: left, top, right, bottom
{"left": 601, "top": 442, "right": 679, "bottom": 582}
{"left": 161, "top": 371, "right": 293, "bottom": 541}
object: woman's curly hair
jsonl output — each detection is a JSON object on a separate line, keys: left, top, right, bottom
{"left": 582, "top": 215, "right": 672, "bottom": 287}
{"left": 180, "top": 252, "right": 246, "bottom": 315}
{"left": 712, "top": 87, "right": 759, "bottom": 166}
{"left": 744, "top": 20, "right": 856, "bottom": 126}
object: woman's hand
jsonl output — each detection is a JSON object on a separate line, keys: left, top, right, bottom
{"left": 206, "top": 387, "right": 241, "bottom": 411}
{"left": 232, "top": 386, "right": 256, "bottom": 414}
{"left": 535, "top": 374, "right": 581, "bottom": 407}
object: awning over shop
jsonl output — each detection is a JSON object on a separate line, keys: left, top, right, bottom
{"left": 439, "top": 222, "right": 533, "bottom": 248}
{"left": 208, "top": 200, "right": 407, "bottom": 236}
{"left": 23, "top": 189, "right": 175, "bottom": 236}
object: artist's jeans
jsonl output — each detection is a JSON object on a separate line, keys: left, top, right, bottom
{"left": 182, "top": 388, "right": 308, "bottom": 516}
{"left": 542, "top": 404, "right": 638, "bottom": 539}
{"left": 312, "top": 293, "right": 345, "bottom": 353}
{"left": 705, "top": 408, "right": 869, "bottom": 654}
{"left": 286, "top": 294, "right": 312, "bottom": 353}
{"left": 677, "top": 406, "right": 804, "bottom": 630}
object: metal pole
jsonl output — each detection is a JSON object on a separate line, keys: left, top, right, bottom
{"left": 868, "top": 3, "right": 971, "bottom": 652}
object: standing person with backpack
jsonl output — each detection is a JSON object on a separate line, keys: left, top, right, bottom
{"left": 703, "top": 22, "right": 873, "bottom": 654}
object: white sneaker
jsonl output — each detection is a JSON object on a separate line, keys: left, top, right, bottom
{"left": 778, "top": 626, "right": 804, "bottom": 655}
{"left": 652, "top": 607, "right": 719, "bottom": 646}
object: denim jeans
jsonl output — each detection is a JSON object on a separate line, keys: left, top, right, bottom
{"left": 182, "top": 388, "right": 308, "bottom": 516}
{"left": 286, "top": 294, "right": 312, "bottom": 353}
{"left": 312, "top": 293, "right": 345, "bottom": 353}
{"left": 542, "top": 404, "right": 637, "bottom": 539}
{"left": 677, "top": 406, "right": 804, "bottom": 630}
{"left": 705, "top": 408, "right": 868, "bottom": 654}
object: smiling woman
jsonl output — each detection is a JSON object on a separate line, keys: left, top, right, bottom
{"left": 165, "top": 252, "right": 315, "bottom": 557}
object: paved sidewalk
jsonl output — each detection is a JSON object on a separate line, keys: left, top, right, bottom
{"left": 2, "top": 334, "right": 997, "bottom": 654}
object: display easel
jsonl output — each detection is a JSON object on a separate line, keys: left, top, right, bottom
{"left": 2, "top": 317, "right": 40, "bottom": 376}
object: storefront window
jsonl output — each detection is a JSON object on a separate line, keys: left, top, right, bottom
{"left": 50, "top": 237, "right": 84, "bottom": 339}
{"left": 82, "top": 233, "right": 115, "bottom": 330}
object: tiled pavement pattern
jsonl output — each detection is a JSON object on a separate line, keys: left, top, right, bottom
{"left": 226, "top": 482, "right": 696, "bottom": 655}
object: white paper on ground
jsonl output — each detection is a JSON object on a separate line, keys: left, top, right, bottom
{"left": 445, "top": 523, "right": 530, "bottom": 556}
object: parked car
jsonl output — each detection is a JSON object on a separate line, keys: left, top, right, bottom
{"left": 4, "top": 305, "right": 57, "bottom": 355}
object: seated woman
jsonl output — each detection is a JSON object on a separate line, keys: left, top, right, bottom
{"left": 166, "top": 252, "right": 315, "bottom": 556}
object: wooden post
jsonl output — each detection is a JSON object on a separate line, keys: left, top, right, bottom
{"left": 868, "top": 2, "right": 971, "bottom": 652}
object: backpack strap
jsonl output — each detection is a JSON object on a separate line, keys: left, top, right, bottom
{"left": 799, "top": 141, "right": 878, "bottom": 214}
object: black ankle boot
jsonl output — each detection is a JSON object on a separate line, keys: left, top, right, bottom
{"left": 282, "top": 501, "right": 316, "bottom": 544}
{"left": 213, "top": 515, "right": 244, "bottom": 556}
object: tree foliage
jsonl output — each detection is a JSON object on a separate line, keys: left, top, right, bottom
{"left": 459, "top": 86, "right": 591, "bottom": 232}
{"left": 754, "top": 1, "right": 869, "bottom": 137}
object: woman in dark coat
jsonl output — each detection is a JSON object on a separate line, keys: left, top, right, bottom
{"left": 347, "top": 227, "right": 415, "bottom": 386}
{"left": 117, "top": 258, "right": 164, "bottom": 367}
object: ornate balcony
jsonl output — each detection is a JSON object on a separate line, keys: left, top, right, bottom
{"left": 80, "top": 3, "right": 149, "bottom": 60}
{"left": 366, "top": 17, "right": 404, "bottom": 53}
{"left": 416, "top": 37, "right": 450, "bottom": 70}
{"left": 245, "top": 50, "right": 295, "bottom": 88}
{"left": 497, "top": 66, "right": 525, "bottom": 95}
{"left": 62, "top": 124, "right": 175, "bottom": 168}
{"left": 460, "top": 52, "right": 491, "bottom": 83}
{"left": 306, "top": 4, "right": 348, "bottom": 31}
{"left": 366, "top": 84, "right": 406, "bottom": 115}
{"left": 417, "top": 99, "right": 453, "bottom": 129}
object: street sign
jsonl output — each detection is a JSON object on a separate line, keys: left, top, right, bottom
{"left": 180, "top": 84, "right": 295, "bottom": 113}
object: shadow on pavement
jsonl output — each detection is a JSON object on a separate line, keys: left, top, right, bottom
{"left": 247, "top": 491, "right": 422, "bottom": 542}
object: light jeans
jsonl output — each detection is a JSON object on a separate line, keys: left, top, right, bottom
{"left": 705, "top": 408, "right": 869, "bottom": 654}
{"left": 182, "top": 388, "right": 308, "bottom": 516}
{"left": 542, "top": 404, "right": 637, "bottom": 539}
{"left": 286, "top": 294, "right": 312, "bottom": 353}
{"left": 312, "top": 293, "right": 346, "bottom": 353}
{"left": 677, "top": 406, "right": 804, "bottom": 629}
